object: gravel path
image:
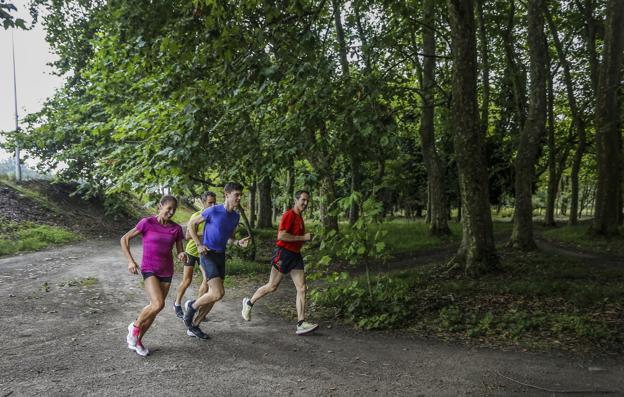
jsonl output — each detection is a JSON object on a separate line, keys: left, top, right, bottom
{"left": 0, "top": 239, "right": 622, "bottom": 396}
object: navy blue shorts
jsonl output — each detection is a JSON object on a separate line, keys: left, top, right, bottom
{"left": 141, "top": 272, "right": 172, "bottom": 283}
{"left": 185, "top": 253, "right": 199, "bottom": 267}
{"left": 272, "top": 247, "right": 304, "bottom": 274}
{"left": 200, "top": 251, "right": 226, "bottom": 280}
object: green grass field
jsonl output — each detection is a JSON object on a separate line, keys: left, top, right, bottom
{"left": 0, "top": 222, "right": 80, "bottom": 256}
{"left": 541, "top": 224, "right": 624, "bottom": 256}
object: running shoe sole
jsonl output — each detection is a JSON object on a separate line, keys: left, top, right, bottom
{"left": 173, "top": 303, "right": 184, "bottom": 319}
{"left": 183, "top": 300, "right": 195, "bottom": 327}
{"left": 127, "top": 322, "right": 137, "bottom": 349}
{"left": 187, "top": 326, "right": 210, "bottom": 340}
{"left": 241, "top": 297, "right": 252, "bottom": 321}
{"left": 296, "top": 324, "right": 319, "bottom": 335}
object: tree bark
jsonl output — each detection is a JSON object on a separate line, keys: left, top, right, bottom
{"left": 349, "top": 157, "right": 362, "bottom": 225}
{"left": 502, "top": 0, "right": 527, "bottom": 130}
{"left": 256, "top": 176, "right": 273, "bottom": 228}
{"left": 249, "top": 177, "right": 257, "bottom": 228}
{"left": 545, "top": 53, "right": 557, "bottom": 226}
{"left": 545, "top": 5, "right": 587, "bottom": 226}
{"left": 593, "top": 0, "right": 624, "bottom": 236}
{"left": 333, "top": 0, "right": 360, "bottom": 225}
{"left": 320, "top": 174, "right": 339, "bottom": 231}
{"left": 237, "top": 206, "right": 256, "bottom": 260}
{"left": 511, "top": 0, "right": 547, "bottom": 250}
{"left": 448, "top": 0, "right": 497, "bottom": 275}
{"left": 419, "top": 0, "right": 450, "bottom": 236}
{"left": 477, "top": 0, "right": 490, "bottom": 138}
{"left": 286, "top": 159, "right": 295, "bottom": 209}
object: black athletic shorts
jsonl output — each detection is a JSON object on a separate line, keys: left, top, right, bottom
{"left": 271, "top": 247, "right": 304, "bottom": 274}
{"left": 141, "top": 272, "right": 172, "bottom": 283}
{"left": 200, "top": 251, "right": 226, "bottom": 280}
{"left": 185, "top": 253, "right": 199, "bottom": 267}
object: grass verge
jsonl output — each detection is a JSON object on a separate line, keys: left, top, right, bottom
{"left": 541, "top": 224, "right": 624, "bottom": 257}
{"left": 0, "top": 221, "right": 80, "bottom": 256}
{"left": 309, "top": 249, "right": 624, "bottom": 354}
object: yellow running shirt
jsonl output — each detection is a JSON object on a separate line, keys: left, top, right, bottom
{"left": 185, "top": 210, "right": 205, "bottom": 257}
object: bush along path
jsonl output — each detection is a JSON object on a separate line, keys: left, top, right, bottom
{"left": 0, "top": 237, "right": 622, "bottom": 396}
{"left": 301, "top": 227, "right": 624, "bottom": 357}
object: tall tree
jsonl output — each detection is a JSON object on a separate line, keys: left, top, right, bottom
{"left": 511, "top": 0, "right": 547, "bottom": 249}
{"left": 545, "top": 51, "right": 558, "bottom": 226}
{"left": 476, "top": 0, "right": 490, "bottom": 138}
{"left": 502, "top": 0, "right": 528, "bottom": 130}
{"left": 332, "top": 0, "right": 362, "bottom": 225}
{"left": 419, "top": 0, "right": 450, "bottom": 235}
{"left": 545, "top": 5, "right": 587, "bottom": 225}
{"left": 593, "top": 0, "right": 624, "bottom": 236}
{"left": 447, "top": 0, "right": 497, "bottom": 275}
{"left": 257, "top": 176, "right": 273, "bottom": 228}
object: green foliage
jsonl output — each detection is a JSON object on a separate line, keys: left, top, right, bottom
{"left": 169, "top": 205, "right": 196, "bottom": 224}
{"left": 226, "top": 257, "right": 268, "bottom": 276}
{"left": 315, "top": 194, "right": 388, "bottom": 266}
{"left": 379, "top": 220, "right": 462, "bottom": 254}
{"left": 542, "top": 224, "right": 624, "bottom": 256}
{"left": 309, "top": 250, "right": 624, "bottom": 351}
{"left": 0, "top": 223, "right": 79, "bottom": 256}
{"left": 311, "top": 272, "right": 418, "bottom": 330}
{"left": 0, "top": 1, "right": 29, "bottom": 29}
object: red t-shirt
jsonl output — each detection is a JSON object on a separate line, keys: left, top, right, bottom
{"left": 276, "top": 209, "right": 305, "bottom": 253}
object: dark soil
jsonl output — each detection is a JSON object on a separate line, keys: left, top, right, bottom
{"left": 0, "top": 179, "right": 138, "bottom": 237}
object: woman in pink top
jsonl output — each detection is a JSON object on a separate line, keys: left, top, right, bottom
{"left": 120, "top": 195, "right": 186, "bottom": 356}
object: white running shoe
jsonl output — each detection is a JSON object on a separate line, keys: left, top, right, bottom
{"left": 241, "top": 297, "right": 252, "bottom": 321}
{"left": 126, "top": 322, "right": 138, "bottom": 350}
{"left": 296, "top": 321, "right": 319, "bottom": 335}
{"left": 134, "top": 340, "right": 149, "bottom": 356}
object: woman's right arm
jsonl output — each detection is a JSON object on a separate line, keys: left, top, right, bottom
{"left": 120, "top": 228, "right": 142, "bottom": 274}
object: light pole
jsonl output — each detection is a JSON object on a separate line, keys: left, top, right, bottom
{"left": 12, "top": 30, "right": 21, "bottom": 182}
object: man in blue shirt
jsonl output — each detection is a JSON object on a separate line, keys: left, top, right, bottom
{"left": 184, "top": 182, "right": 250, "bottom": 339}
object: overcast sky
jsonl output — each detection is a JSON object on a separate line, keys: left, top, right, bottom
{"left": 0, "top": 1, "right": 64, "bottom": 162}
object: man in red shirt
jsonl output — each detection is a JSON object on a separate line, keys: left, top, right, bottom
{"left": 241, "top": 190, "right": 318, "bottom": 335}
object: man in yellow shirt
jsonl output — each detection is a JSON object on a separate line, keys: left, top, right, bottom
{"left": 173, "top": 191, "right": 216, "bottom": 318}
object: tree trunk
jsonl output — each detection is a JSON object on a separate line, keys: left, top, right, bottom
{"left": 425, "top": 186, "right": 431, "bottom": 224}
{"left": 511, "top": 0, "right": 547, "bottom": 249}
{"left": 578, "top": 0, "right": 600, "bottom": 94}
{"left": 257, "top": 176, "right": 273, "bottom": 228}
{"left": 448, "top": 0, "right": 497, "bottom": 275}
{"left": 545, "top": 5, "right": 587, "bottom": 226}
{"left": 420, "top": 0, "right": 450, "bottom": 236}
{"left": 477, "top": 0, "right": 490, "bottom": 137}
{"left": 545, "top": 51, "right": 557, "bottom": 226}
{"left": 286, "top": 159, "right": 295, "bottom": 210}
{"left": 320, "top": 175, "right": 339, "bottom": 231}
{"left": 502, "top": 0, "right": 527, "bottom": 130}
{"left": 237, "top": 206, "right": 256, "bottom": 260}
{"left": 249, "top": 178, "right": 257, "bottom": 228}
{"left": 593, "top": 0, "right": 624, "bottom": 236}
{"left": 349, "top": 157, "right": 361, "bottom": 225}
{"left": 333, "top": 0, "right": 361, "bottom": 225}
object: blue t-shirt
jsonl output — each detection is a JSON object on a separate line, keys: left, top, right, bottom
{"left": 201, "top": 204, "right": 240, "bottom": 252}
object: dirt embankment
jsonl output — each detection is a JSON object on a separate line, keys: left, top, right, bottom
{"left": 0, "top": 179, "right": 139, "bottom": 237}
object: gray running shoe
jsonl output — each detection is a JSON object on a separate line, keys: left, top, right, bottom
{"left": 241, "top": 297, "right": 252, "bottom": 321}
{"left": 183, "top": 300, "right": 196, "bottom": 327}
{"left": 296, "top": 321, "right": 319, "bottom": 335}
{"left": 187, "top": 325, "right": 210, "bottom": 340}
{"left": 173, "top": 303, "right": 184, "bottom": 319}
